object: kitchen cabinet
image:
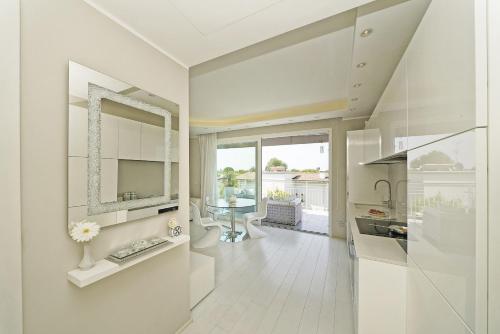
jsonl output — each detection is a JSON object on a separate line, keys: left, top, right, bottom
{"left": 348, "top": 237, "right": 406, "bottom": 334}
{"left": 101, "top": 113, "right": 119, "bottom": 159}
{"left": 141, "top": 123, "right": 165, "bottom": 162}
{"left": 346, "top": 131, "right": 387, "bottom": 204}
{"left": 118, "top": 117, "right": 141, "bottom": 160}
{"left": 407, "top": 128, "right": 487, "bottom": 333}
{"left": 375, "top": 56, "right": 408, "bottom": 157}
{"left": 407, "top": 257, "right": 472, "bottom": 334}
{"left": 365, "top": 0, "right": 486, "bottom": 157}
{"left": 406, "top": 0, "right": 477, "bottom": 149}
{"left": 362, "top": 128, "right": 381, "bottom": 163}
{"left": 356, "top": 258, "right": 406, "bottom": 334}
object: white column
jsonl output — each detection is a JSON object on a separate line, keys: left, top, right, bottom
{"left": 0, "top": 0, "right": 23, "bottom": 333}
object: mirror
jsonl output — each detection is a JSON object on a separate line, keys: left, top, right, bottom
{"left": 68, "top": 61, "right": 180, "bottom": 229}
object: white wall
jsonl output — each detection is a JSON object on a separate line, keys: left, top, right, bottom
{"left": 189, "top": 138, "right": 202, "bottom": 198}
{"left": 0, "top": 1, "right": 23, "bottom": 333}
{"left": 190, "top": 118, "right": 365, "bottom": 238}
{"left": 488, "top": 0, "right": 500, "bottom": 332}
{"left": 19, "top": 0, "right": 190, "bottom": 333}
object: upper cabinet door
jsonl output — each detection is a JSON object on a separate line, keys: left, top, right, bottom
{"left": 364, "top": 56, "right": 407, "bottom": 162}
{"left": 407, "top": 128, "right": 487, "bottom": 332}
{"left": 101, "top": 113, "right": 119, "bottom": 159}
{"left": 407, "top": 0, "right": 476, "bottom": 149}
{"left": 140, "top": 123, "right": 165, "bottom": 162}
{"left": 118, "top": 118, "right": 141, "bottom": 160}
{"left": 378, "top": 56, "right": 408, "bottom": 157}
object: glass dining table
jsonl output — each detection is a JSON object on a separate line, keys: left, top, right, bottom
{"left": 206, "top": 198, "right": 256, "bottom": 243}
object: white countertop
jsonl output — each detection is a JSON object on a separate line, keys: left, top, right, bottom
{"left": 349, "top": 204, "right": 407, "bottom": 267}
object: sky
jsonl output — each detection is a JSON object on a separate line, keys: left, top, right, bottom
{"left": 217, "top": 143, "right": 329, "bottom": 171}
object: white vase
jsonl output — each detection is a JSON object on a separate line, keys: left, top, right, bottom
{"left": 79, "top": 243, "right": 95, "bottom": 271}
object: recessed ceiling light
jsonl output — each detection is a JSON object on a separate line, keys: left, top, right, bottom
{"left": 356, "top": 62, "right": 367, "bottom": 68}
{"left": 351, "top": 97, "right": 359, "bottom": 102}
{"left": 360, "top": 28, "right": 373, "bottom": 37}
{"left": 353, "top": 83, "right": 362, "bottom": 88}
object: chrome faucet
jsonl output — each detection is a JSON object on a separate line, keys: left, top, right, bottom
{"left": 374, "top": 179, "right": 392, "bottom": 209}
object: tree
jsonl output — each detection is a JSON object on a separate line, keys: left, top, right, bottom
{"left": 265, "top": 157, "right": 288, "bottom": 171}
{"left": 223, "top": 167, "right": 235, "bottom": 174}
{"left": 222, "top": 167, "right": 238, "bottom": 187}
{"left": 409, "top": 150, "right": 454, "bottom": 169}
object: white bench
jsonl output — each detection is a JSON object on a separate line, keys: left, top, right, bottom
{"left": 190, "top": 251, "right": 215, "bottom": 308}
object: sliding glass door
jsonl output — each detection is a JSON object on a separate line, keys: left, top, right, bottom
{"left": 216, "top": 142, "right": 258, "bottom": 214}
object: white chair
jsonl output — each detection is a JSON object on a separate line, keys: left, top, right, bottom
{"left": 243, "top": 197, "right": 268, "bottom": 239}
{"left": 190, "top": 202, "right": 223, "bottom": 249}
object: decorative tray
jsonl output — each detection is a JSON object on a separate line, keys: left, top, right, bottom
{"left": 106, "top": 237, "right": 173, "bottom": 264}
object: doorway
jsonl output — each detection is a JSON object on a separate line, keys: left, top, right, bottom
{"left": 261, "top": 133, "right": 330, "bottom": 235}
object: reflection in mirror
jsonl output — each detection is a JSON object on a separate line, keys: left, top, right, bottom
{"left": 68, "top": 61, "right": 180, "bottom": 230}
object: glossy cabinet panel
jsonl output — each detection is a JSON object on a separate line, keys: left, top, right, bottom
{"left": 118, "top": 118, "right": 141, "bottom": 160}
{"left": 407, "top": 257, "right": 472, "bottom": 334}
{"left": 347, "top": 131, "right": 387, "bottom": 204}
{"left": 406, "top": 0, "right": 476, "bottom": 149}
{"left": 367, "top": 56, "right": 408, "bottom": 160}
{"left": 140, "top": 123, "right": 165, "bottom": 162}
{"left": 362, "top": 128, "right": 381, "bottom": 163}
{"left": 101, "top": 113, "right": 119, "bottom": 159}
{"left": 407, "top": 129, "right": 486, "bottom": 331}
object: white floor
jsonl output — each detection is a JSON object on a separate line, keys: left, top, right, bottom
{"left": 183, "top": 226, "right": 354, "bottom": 334}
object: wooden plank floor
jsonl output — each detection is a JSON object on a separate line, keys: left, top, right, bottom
{"left": 183, "top": 226, "right": 354, "bottom": 334}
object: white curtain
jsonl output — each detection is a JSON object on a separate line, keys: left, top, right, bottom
{"left": 199, "top": 133, "right": 218, "bottom": 216}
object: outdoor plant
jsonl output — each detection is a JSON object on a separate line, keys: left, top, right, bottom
{"left": 222, "top": 167, "right": 239, "bottom": 188}
{"left": 267, "top": 189, "right": 291, "bottom": 201}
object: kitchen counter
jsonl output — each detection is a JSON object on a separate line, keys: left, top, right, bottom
{"left": 348, "top": 203, "right": 407, "bottom": 267}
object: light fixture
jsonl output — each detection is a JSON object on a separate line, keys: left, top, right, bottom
{"left": 353, "top": 83, "right": 362, "bottom": 88}
{"left": 351, "top": 97, "right": 359, "bottom": 102}
{"left": 360, "top": 28, "right": 373, "bottom": 37}
{"left": 356, "top": 62, "right": 366, "bottom": 68}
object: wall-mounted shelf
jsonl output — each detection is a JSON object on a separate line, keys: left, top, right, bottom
{"left": 67, "top": 234, "right": 189, "bottom": 288}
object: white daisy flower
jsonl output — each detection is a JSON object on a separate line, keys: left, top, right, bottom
{"left": 70, "top": 220, "right": 100, "bottom": 243}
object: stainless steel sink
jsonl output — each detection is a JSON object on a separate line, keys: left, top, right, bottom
{"left": 355, "top": 217, "right": 406, "bottom": 238}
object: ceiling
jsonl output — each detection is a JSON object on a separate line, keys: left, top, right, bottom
{"left": 83, "top": 0, "right": 431, "bottom": 136}
{"left": 83, "top": 0, "right": 375, "bottom": 67}
{"left": 189, "top": 0, "right": 430, "bottom": 135}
